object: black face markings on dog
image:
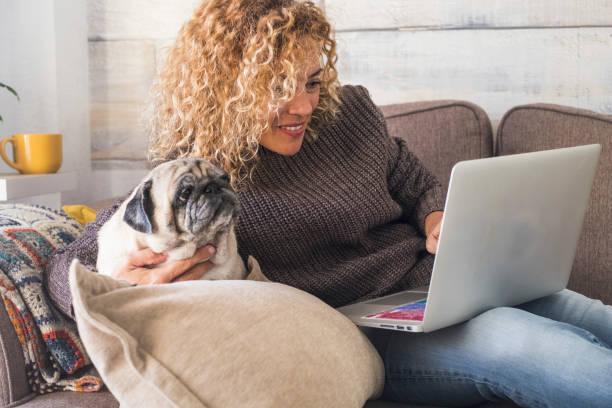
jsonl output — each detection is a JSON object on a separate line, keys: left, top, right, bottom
{"left": 123, "top": 179, "right": 155, "bottom": 234}
{"left": 173, "top": 174, "right": 198, "bottom": 208}
{"left": 219, "top": 172, "right": 230, "bottom": 184}
{"left": 170, "top": 173, "right": 198, "bottom": 234}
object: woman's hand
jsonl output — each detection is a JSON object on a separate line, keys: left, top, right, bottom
{"left": 424, "top": 211, "right": 443, "bottom": 254}
{"left": 111, "top": 245, "right": 217, "bottom": 285}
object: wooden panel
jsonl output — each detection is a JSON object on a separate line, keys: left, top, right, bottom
{"left": 154, "top": 39, "right": 176, "bottom": 68}
{"left": 89, "top": 40, "right": 156, "bottom": 160}
{"left": 88, "top": 0, "right": 325, "bottom": 40}
{"left": 326, "top": 0, "right": 612, "bottom": 31}
{"left": 88, "top": 166, "right": 150, "bottom": 204}
{"left": 88, "top": 0, "right": 200, "bottom": 40}
{"left": 90, "top": 102, "right": 149, "bottom": 160}
{"left": 336, "top": 27, "right": 612, "bottom": 122}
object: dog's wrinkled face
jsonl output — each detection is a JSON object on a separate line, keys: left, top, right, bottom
{"left": 171, "top": 162, "right": 237, "bottom": 236}
{"left": 123, "top": 158, "right": 239, "bottom": 244}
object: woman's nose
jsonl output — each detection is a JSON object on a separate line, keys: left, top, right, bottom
{"left": 287, "top": 90, "right": 313, "bottom": 117}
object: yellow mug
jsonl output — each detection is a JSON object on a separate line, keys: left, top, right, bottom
{"left": 0, "top": 133, "right": 62, "bottom": 174}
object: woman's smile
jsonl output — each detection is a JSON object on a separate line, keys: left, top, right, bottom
{"left": 277, "top": 122, "right": 306, "bottom": 137}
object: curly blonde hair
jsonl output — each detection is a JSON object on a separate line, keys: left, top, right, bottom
{"left": 147, "top": 0, "right": 341, "bottom": 187}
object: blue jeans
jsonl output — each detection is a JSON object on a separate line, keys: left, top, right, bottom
{"left": 362, "top": 289, "right": 612, "bottom": 408}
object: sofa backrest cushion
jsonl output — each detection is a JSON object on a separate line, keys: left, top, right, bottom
{"left": 380, "top": 101, "right": 493, "bottom": 190}
{"left": 497, "top": 104, "right": 612, "bottom": 304}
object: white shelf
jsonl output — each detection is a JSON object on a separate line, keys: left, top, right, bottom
{"left": 0, "top": 172, "right": 77, "bottom": 201}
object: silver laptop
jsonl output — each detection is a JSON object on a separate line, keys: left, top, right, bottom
{"left": 337, "top": 144, "right": 601, "bottom": 333}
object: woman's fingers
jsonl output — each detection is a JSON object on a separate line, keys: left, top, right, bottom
{"left": 426, "top": 222, "right": 442, "bottom": 254}
{"left": 113, "top": 248, "right": 167, "bottom": 281}
{"left": 126, "top": 248, "right": 168, "bottom": 268}
{"left": 112, "top": 245, "right": 216, "bottom": 285}
{"left": 172, "top": 261, "right": 215, "bottom": 283}
{"left": 156, "top": 245, "right": 216, "bottom": 281}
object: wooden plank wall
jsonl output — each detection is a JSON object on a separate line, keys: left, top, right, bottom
{"left": 88, "top": 0, "right": 200, "bottom": 166}
{"left": 89, "top": 0, "right": 612, "bottom": 165}
{"left": 328, "top": 0, "right": 612, "bottom": 130}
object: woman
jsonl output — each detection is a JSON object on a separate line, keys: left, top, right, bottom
{"left": 45, "top": 1, "right": 612, "bottom": 407}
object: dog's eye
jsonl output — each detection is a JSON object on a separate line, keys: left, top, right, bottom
{"left": 178, "top": 187, "right": 192, "bottom": 202}
{"left": 204, "top": 183, "right": 220, "bottom": 194}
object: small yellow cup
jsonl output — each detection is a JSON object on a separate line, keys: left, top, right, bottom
{"left": 0, "top": 133, "right": 62, "bottom": 174}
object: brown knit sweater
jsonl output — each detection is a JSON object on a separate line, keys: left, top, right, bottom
{"left": 44, "top": 85, "right": 445, "bottom": 318}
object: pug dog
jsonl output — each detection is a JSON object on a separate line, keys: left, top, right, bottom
{"left": 96, "top": 158, "right": 247, "bottom": 281}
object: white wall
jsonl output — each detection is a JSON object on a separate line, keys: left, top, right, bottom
{"left": 0, "top": 0, "right": 90, "bottom": 204}
{"left": 0, "top": 1, "right": 59, "bottom": 152}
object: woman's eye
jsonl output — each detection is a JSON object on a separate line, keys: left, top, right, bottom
{"left": 306, "top": 80, "right": 321, "bottom": 92}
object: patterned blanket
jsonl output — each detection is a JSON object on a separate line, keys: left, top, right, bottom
{"left": 0, "top": 204, "right": 103, "bottom": 394}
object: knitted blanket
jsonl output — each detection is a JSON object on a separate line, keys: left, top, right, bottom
{"left": 0, "top": 204, "right": 103, "bottom": 394}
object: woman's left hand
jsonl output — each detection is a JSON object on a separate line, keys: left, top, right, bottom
{"left": 425, "top": 211, "right": 443, "bottom": 254}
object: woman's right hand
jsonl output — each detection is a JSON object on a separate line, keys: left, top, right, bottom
{"left": 111, "top": 245, "right": 217, "bottom": 285}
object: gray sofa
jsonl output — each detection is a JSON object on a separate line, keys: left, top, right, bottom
{"left": 1, "top": 100, "right": 610, "bottom": 407}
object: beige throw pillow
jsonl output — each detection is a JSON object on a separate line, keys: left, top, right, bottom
{"left": 69, "top": 259, "right": 384, "bottom": 408}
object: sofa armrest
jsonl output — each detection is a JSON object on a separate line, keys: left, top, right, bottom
{"left": 0, "top": 298, "right": 33, "bottom": 407}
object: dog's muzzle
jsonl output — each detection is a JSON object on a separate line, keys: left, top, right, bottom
{"left": 184, "top": 182, "right": 238, "bottom": 234}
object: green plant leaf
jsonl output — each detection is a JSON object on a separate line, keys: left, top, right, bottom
{"left": 0, "top": 113, "right": 3, "bottom": 122}
{"left": 0, "top": 82, "right": 20, "bottom": 101}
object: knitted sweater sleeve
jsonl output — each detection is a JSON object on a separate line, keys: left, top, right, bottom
{"left": 387, "top": 136, "right": 446, "bottom": 235}
{"left": 346, "top": 85, "right": 445, "bottom": 235}
{"left": 44, "top": 199, "right": 123, "bottom": 319}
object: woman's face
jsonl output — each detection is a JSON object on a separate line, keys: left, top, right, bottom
{"left": 260, "top": 57, "right": 322, "bottom": 156}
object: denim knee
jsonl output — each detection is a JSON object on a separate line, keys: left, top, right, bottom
{"left": 465, "top": 306, "right": 606, "bottom": 365}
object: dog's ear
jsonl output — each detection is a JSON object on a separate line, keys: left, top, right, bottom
{"left": 123, "top": 179, "right": 155, "bottom": 234}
